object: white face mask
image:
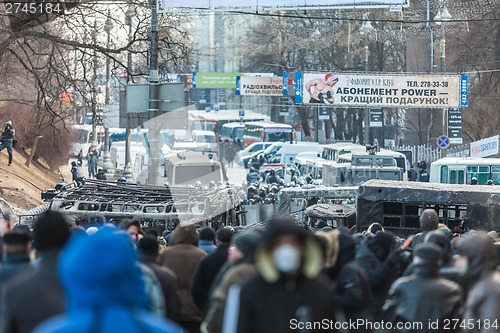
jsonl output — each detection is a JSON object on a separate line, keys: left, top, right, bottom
{"left": 272, "top": 243, "right": 301, "bottom": 273}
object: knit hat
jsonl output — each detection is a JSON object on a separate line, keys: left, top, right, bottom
{"left": 216, "top": 227, "right": 234, "bottom": 244}
{"left": 137, "top": 237, "right": 159, "bottom": 256}
{"left": 420, "top": 209, "right": 439, "bottom": 231}
{"left": 3, "top": 232, "right": 30, "bottom": 245}
{"left": 424, "top": 230, "right": 448, "bottom": 249}
{"left": 119, "top": 219, "right": 141, "bottom": 231}
{"left": 370, "top": 231, "right": 396, "bottom": 250}
{"left": 487, "top": 230, "right": 500, "bottom": 242}
{"left": 368, "top": 222, "right": 384, "bottom": 234}
{"left": 86, "top": 227, "right": 99, "bottom": 235}
{"left": 33, "top": 211, "right": 70, "bottom": 251}
{"left": 233, "top": 230, "right": 262, "bottom": 259}
{"left": 414, "top": 243, "right": 442, "bottom": 266}
{"left": 11, "top": 224, "right": 33, "bottom": 240}
{"left": 199, "top": 227, "right": 216, "bottom": 241}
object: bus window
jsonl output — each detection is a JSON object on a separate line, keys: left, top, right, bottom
{"left": 468, "top": 166, "right": 490, "bottom": 184}
{"left": 450, "top": 170, "right": 457, "bottom": 184}
{"left": 266, "top": 131, "right": 293, "bottom": 142}
{"left": 492, "top": 166, "right": 500, "bottom": 184}
{"left": 450, "top": 170, "right": 465, "bottom": 184}
{"left": 440, "top": 166, "right": 448, "bottom": 183}
{"left": 233, "top": 127, "right": 244, "bottom": 140}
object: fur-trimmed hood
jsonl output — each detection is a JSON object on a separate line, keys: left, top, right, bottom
{"left": 314, "top": 229, "right": 340, "bottom": 268}
{"left": 254, "top": 219, "right": 324, "bottom": 284}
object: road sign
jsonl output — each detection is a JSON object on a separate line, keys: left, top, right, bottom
{"left": 239, "top": 109, "right": 245, "bottom": 117}
{"left": 370, "top": 108, "right": 383, "bottom": 127}
{"left": 448, "top": 109, "right": 463, "bottom": 144}
{"left": 437, "top": 135, "right": 451, "bottom": 149}
{"left": 318, "top": 107, "right": 329, "bottom": 120}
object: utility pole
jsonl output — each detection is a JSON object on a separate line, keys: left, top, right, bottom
{"left": 147, "top": 0, "right": 160, "bottom": 185}
{"left": 360, "top": 14, "right": 373, "bottom": 146}
{"left": 91, "top": 21, "right": 98, "bottom": 148}
{"left": 435, "top": 0, "right": 452, "bottom": 157}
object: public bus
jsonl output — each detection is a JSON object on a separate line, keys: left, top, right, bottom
{"left": 429, "top": 157, "right": 500, "bottom": 185}
{"left": 220, "top": 123, "right": 245, "bottom": 142}
{"left": 188, "top": 109, "right": 270, "bottom": 140}
{"left": 242, "top": 122, "right": 295, "bottom": 148}
{"left": 357, "top": 179, "right": 500, "bottom": 237}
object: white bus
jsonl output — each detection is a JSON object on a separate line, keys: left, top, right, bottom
{"left": 188, "top": 109, "right": 270, "bottom": 141}
{"left": 429, "top": 157, "right": 500, "bottom": 185}
{"left": 243, "top": 122, "right": 295, "bottom": 148}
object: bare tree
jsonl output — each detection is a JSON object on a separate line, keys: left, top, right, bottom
{"left": 0, "top": 1, "right": 194, "bottom": 169}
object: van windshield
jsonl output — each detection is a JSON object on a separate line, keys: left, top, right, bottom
{"left": 174, "top": 165, "right": 221, "bottom": 185}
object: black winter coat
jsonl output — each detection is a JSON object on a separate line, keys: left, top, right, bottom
{"left": 139, "top": 255, "right": 181, "bottom": 321}
{"left": 0, "top": 251, "right": 65, "bottom": 333}
{"left": 190, "top": 244, "right": 229, "bottom": 315}
{"left": 383, "top": 266, "right": 463, "bottom": 333}
{"left": 356, "top": 241, "right": 400, "bottom": 321}
{"left": 233, "top": 274, "right": 337, "bottom": 333}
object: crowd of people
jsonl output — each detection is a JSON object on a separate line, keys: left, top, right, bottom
{"left": 218, "top": 139, "right": 241, "bottom": 168}
{"left": 71, "top": 147, "right": 107, "bottom": 185}
{"left": 1, "top": 208, "right": 500, "bottom": 333}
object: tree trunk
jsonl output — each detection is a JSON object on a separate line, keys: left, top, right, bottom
{"left": 297, "top": 105, "right": 311, "bottom": 138}
{"left": 25, "top": 136, "right": 42, "bottom": 167}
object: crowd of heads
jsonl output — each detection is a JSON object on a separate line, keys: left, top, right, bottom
{"left": 1, "top": 209, "right": 500, "bottom": 333}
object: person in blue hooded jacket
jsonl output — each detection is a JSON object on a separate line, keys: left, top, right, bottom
{"left": 33, "top": 226, "right": 185, "bottom": 333}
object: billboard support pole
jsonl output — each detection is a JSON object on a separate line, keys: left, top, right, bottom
{"left": 314, "top": 105, "right": 319, "bottom": 142}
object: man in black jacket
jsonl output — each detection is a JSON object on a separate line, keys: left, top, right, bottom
{"left": 327, "top": 232, "right": 373, "bottom": 332}
{"left": 137, "top": 236, "right": 181, "bottom": 321}
{"left": 356, "top": 231, "right": 402, "bottom": 321}
{"left": 0, "top": 211, "right": 70, "bottom": 333}
{"left": 190, "top": 227, "right": 233, "bottom": 316}
{"left": 0, "top": 121, "right": 15, "bottom": 166}
{"left": 383, "top": 243, "right": 463, "bottom": 332}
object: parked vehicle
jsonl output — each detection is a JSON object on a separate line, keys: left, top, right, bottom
{"left": 236, "top": 142, "right": 272, "bottom": 167}
{"left": 429, "top": 157, "right": 500, "bottom": 185}
{"left": 135, "top": 151, "right": 224, "bottom": 186}
{"left": 243, "top": 122, "right": 294, "bottom": 148}
{"left": 357, "top": 179, "right": 500, "bottom": 237}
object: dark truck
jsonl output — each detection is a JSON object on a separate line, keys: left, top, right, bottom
{"left": 357, "top": 179, "right": 500, "bottom": 237}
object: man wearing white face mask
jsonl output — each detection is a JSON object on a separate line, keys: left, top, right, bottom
{"left": 222, "top": 217, "right": 338, "bottom": 333}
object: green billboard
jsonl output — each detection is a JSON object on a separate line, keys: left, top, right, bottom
{"left": 193, "top": 72, "right": 240, "bottom": 89}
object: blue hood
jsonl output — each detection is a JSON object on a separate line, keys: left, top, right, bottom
{"left": 59, "top": 226, "right": 147, "bottom": 311}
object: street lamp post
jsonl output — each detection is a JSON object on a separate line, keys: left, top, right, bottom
{"left": 91, "top": 23, "right": 98, "bottom": 148}
{"left": 360, "top": 14, "right": 373, "bottom": 146}
{"left": 123, "top": 2, "right": 135, "bottom": 182}
{"left": 103, "top": 12, "right": 114, "bottom": 179}
{"left": 434, "top": 1, "right": 452, "bottom": 155}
